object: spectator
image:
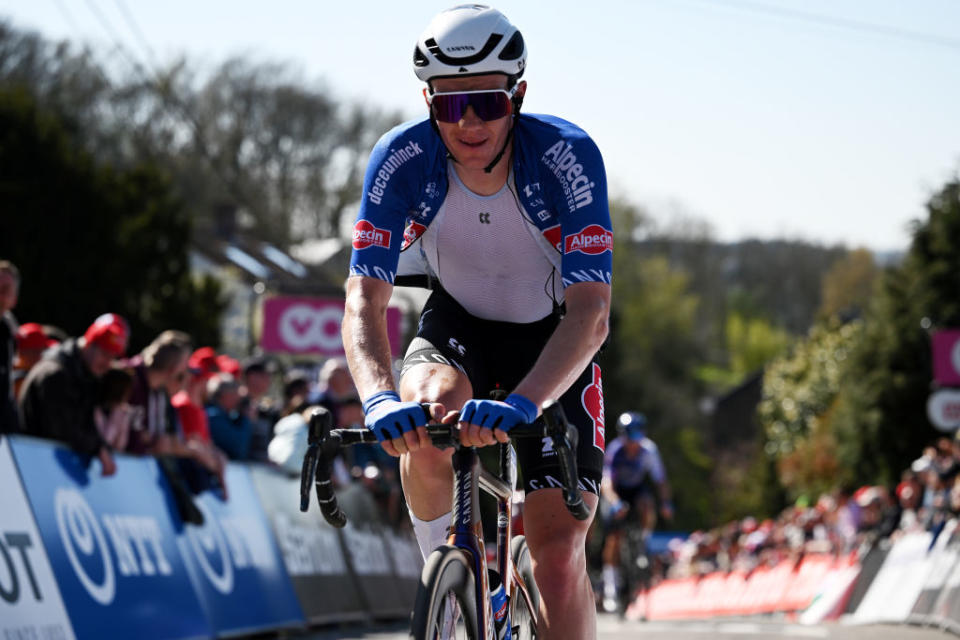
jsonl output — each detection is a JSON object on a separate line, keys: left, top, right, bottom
{"left": 94, "top": 366, "right": 134, "bottom": 451}
{"left": 312, "top": 358, "right": 357, "bottom": 408}
{"left": 216, "top": 354, "right": 241, "bottom": 379}
{"left": 283, "top": 370, "right": 311, "bottom": 407}
{"left": 268, "top": 403, "right": 351, "bottom": 484}
{"left": 171, "top": 347, "right": 218, "bottom": 444}
{"left": 123, "top": 330, "right": 192, "bottom": 456}
{"left": 13, "top": 322, "right": 58, "bottom": 400}
{"left": 240, "top": 356, "right": 279, "bottom": 463}
{"left": 18, "top": 313, "right": 130, "bottom": 476}
{"left": 0, "top": 260, "right": 20, "bottom": 433}
{"left": 164, "top": 348, "right": 228, "bottom": 501}
{"left": 207, "top": 373, "right": 252, "bottom": 460}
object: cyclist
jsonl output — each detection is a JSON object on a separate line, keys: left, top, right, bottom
{"left": 341, "top": 5, "right": 612, "bottom": 637}
{"left": 599, "top": 411, "right": 673, "bottom": 612}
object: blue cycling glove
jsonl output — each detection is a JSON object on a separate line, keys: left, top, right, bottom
{"left": 459, "top": 393, "right": 538, "bottom": 433}
{"left": 363, "top": 390, "right": 428, "bottom": 443}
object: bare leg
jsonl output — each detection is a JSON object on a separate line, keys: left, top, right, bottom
{"left": 398, "top": 362, "right": 472, "bottom": 520}
{"left": 523, "top": 488, "right": 599, "bottom": 640}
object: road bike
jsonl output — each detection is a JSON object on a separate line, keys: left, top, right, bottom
{"left": 300, "top": 399, "right": 589, "bottom": 639}
{"left": 617, "top": 516, "right": 651, "bottom": 620}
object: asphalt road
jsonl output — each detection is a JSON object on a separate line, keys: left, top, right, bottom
{"left": 284, "top": 615, "right": 958, "bottom": 639}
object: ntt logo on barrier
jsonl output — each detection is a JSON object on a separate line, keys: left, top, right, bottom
{"left": 54, "top": 488, "right": 174, "bottom": 605}
{"left": 55, "top": 488, "right": 115, "bottom": 605}
{"left": 186, "top": 502, "right": 234, "bottom": 595}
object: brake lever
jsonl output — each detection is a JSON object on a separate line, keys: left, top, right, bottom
{"left": 540, "top": 400, "right": 590, "bottom": 521}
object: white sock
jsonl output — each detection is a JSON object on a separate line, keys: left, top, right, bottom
{"left": 410, "top": 510, "right": 453, "bottom": 562}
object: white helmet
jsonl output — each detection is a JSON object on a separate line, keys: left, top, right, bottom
{"left": 413, "top": 4, "right": 526, "bottom": 84}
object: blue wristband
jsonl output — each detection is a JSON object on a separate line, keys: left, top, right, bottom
{"left": 504, "top": 393, "right": 538, "bottom": 424}
{"left": 363, "top": 390, "right": 401, "bottom": 415}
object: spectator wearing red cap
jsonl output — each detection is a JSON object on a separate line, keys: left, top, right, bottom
{"left": 13, "top": 322, "right": 59, "bottom": 400}
{"left": 18, "top": 313, "right": 131, "bottom": 476}
{"left": 171, "top": 346, "right": 219, "bottom": 444}
{"left": 0, "top": 260, "right": 21, "bottom": 433}
{"left": 216, "top": 354, "right": 241, "bottom": 379}
{"left": 163, "top": 346, "right": 229, "bottom": 501}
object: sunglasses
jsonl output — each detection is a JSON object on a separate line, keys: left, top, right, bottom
{"left": 425, "top": 86, "right": 517, "bottom": 123}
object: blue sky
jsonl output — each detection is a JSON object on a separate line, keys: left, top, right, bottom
{"left": 2, "top": 0, "right": 959, "bottom": 251}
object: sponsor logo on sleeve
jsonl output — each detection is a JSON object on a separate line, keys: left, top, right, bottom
{"left": 564, "top": 224, "right": 613, "bottom": 255}
{"left": 401, "top": 221, "right": 427, "bottom": 250}
{"left": 367, "top": 141, "right": 424, "bottom": 205}
{"left": 542, "top": 140, "right": 596, "bottom": 212}
{"left": 542, "top": 224, "right": 562, "bottom": 253}
{"left": 352, "top": 220, "right": 392, "bottom": 250}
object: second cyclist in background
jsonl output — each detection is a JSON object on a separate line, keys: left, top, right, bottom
{"left": 599, "top": 411, "right": 673, "bottom": 613}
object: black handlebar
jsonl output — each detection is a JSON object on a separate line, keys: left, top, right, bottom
{"left": 299, "top": 400, "right": 590, "bottom": 527}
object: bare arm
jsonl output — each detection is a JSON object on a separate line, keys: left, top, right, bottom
{"left": 343, "top": 276, "right": 432, "bottom": 456}
{"left": 512, "top": 281, "right": 611, "bottom": 409}
{"left": 341, "top": 275, "right": 397, "bottom": 399}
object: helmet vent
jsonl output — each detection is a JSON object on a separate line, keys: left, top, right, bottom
{"left": 498, "top": 31, "right": 524, "bottom": 61}
{"left": 413, "top": 46, "right": 429, "bottom": 67}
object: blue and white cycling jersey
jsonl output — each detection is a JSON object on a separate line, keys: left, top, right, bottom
{"left": 603, "top": 436, "right": 666, "bottom": 490}
{"left": 348, "top": 113, "right": 612, "bottom": 314}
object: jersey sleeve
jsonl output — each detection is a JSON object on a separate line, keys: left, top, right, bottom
{"left": 348, "top": 126, "right": 428, "bottom": 284}
{"left": 546, "top": 134, "right": 612, "bottom": 288}
{"left": 645, "top": 441, "right": 667, "bottom": 484}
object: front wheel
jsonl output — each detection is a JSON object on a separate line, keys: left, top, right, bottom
{"left": 410, "top": 545, "right": 480, "bottom": 640}
{"left": 510, "top": 535, "right": 540, "bottom": 639}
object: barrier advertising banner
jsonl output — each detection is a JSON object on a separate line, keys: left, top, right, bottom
{"left": 0, "top": 437, "right": 77, "bottom": 640}
{"left": 930, "top": 521, "right": 960, "bottom": 628}
{"left": 852, "top": 531, "right": 933, "bottom": 624}
{"left": 910, "top": 519, "right": 959, "bottom": 622}
{"left": 337, "top": 484, "right": 418, "bottom": 617}
{"left": 177, "top": 464, "right": 304, "bottom": 636}
{"left": 10, "top": 437, "right": 212, "bottom": 640}
{"left": 249, "top": 466, "right": 368, "bottom": 623}
{"left": 261, "top": 296, "right": 403, "bottom": 356}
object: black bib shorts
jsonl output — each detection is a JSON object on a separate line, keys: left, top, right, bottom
{"left": 401, "top": 287, "right": 605, "bottom": 496}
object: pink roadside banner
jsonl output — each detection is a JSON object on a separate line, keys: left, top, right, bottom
{"left": 261, "top": 296, "right": 402, "bottom": 356}
{"left": 933, "top": 330, "right": 960, "bottom": 386}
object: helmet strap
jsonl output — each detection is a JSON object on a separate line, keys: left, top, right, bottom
{"left": 482, "top": 94, "right": 522, "bottom": 174}
{"left": 482, "top": 127, "right": 512, "bottom": 174}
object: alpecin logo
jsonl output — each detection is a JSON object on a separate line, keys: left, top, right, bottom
{"left": 565, "top": 224, "right": 613, "bottom": 255}
{"left": 580, "top": 363, "right": 605, "bottom": 451}
{"left": 353, "top": 220, "right": 391, "bottom": 250}
{"left": 542, "top": 139, "right": 595, "bottom": 211}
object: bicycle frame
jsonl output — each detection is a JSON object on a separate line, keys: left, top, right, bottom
{"left": 449, "top": 441, "right": 536, "bottom": 637}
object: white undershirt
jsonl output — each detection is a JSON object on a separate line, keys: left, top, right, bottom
{"left": 419, "top": 162, "right": 562, "bottom": 323}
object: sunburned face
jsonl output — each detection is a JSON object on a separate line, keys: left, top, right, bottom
{"left": 429, "top": 74, "right": 525, "bottom": 173}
